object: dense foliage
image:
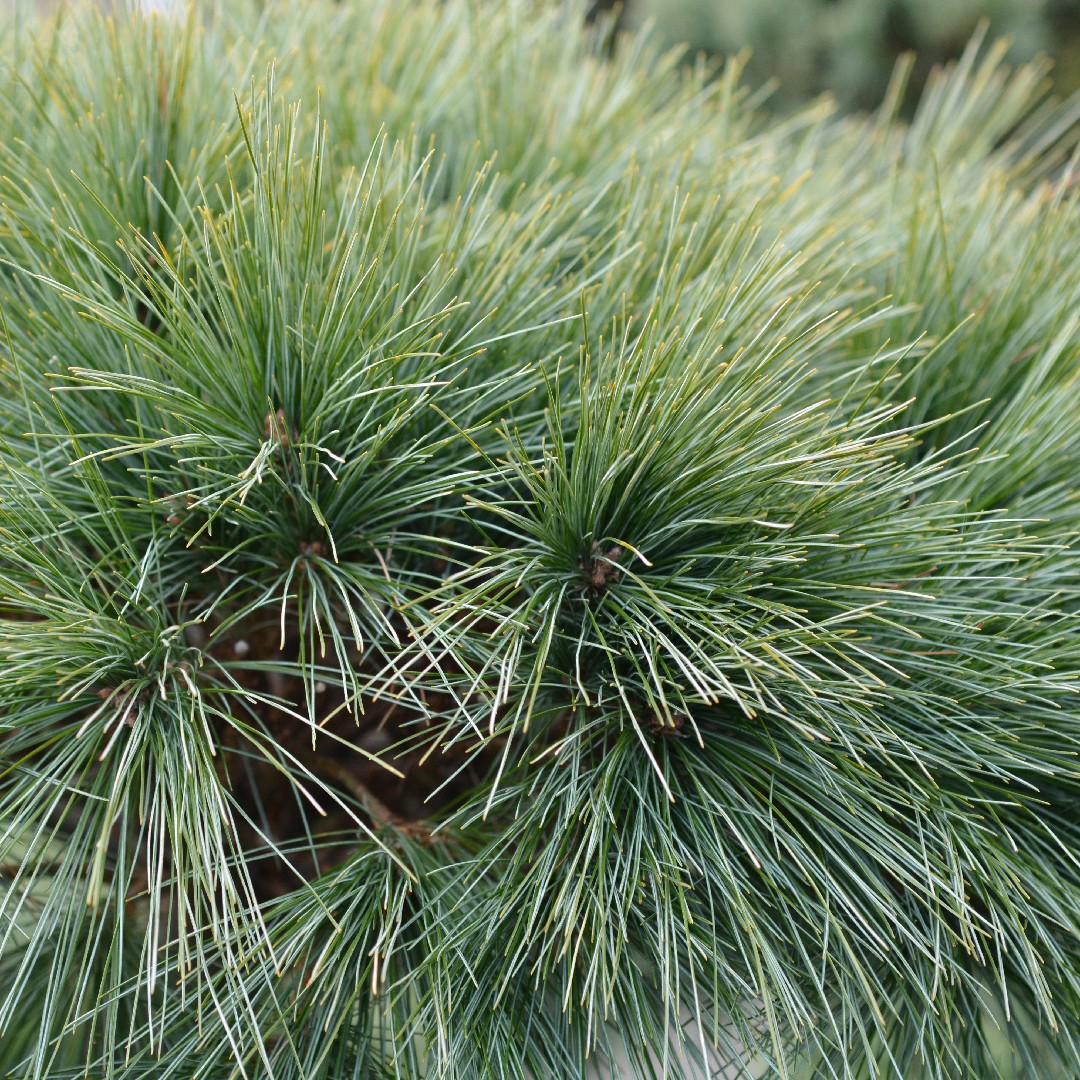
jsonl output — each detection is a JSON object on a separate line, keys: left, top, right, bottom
{"left": 1, "top": 2, "right": 1080, "bottom": 1077}
{"left": 632, "top": 0, "right": 1080, "bottom": 108}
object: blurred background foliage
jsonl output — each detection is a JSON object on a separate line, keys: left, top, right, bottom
{"left": 4, "top": 0, "right": 1079, "bottom": 110}
{"left": 595, "top": 0, "right": 1080, "bottom": 109}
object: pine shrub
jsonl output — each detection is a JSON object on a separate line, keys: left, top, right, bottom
{"left": 1, "top": 2, "right": 1080, "bottom": 1077}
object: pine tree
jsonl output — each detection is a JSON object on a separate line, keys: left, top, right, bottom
{"left": 1, "top": 3, "right": 1079, "bottom": 1077}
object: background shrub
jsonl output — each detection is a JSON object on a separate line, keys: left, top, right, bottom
{"left": 629, "top": 0, "right": 1080, "bottom": 108}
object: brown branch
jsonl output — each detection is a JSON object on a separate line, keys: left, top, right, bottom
{"left": 298, "top": 752, "right": 435, "bottom": 845}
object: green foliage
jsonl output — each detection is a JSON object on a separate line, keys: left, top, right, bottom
{"left": 631, "top": 0, "right": 1080, "bottom": 108}
{"left": 1, "top": 2, "right": 1079, "bottom": 1077}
